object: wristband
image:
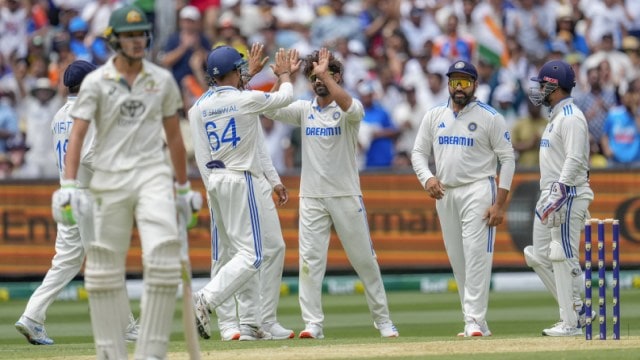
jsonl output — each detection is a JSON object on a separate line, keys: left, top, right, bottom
{"left": 60, "top": 179, "right": 76, "bottom": 188}
{"left": 175, "top": 181, "right": 191, "bottom": 195}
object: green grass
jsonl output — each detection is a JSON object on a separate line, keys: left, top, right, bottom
{"left": 1, "top": 289, "right": 639, "bottom": 359}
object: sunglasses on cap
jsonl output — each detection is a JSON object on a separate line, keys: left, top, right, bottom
{"left": 448, "top": 79, "right": 474, "bottom": 89}
{"left": 309, "top": 71, "right": 334, "bottom": 82}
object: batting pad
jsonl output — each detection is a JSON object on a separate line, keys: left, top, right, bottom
{"left": 84, "top": 244, "right": 129, "bottom": 360}
{"left": 134, "top": 240, "right": 181, "bottom": 360}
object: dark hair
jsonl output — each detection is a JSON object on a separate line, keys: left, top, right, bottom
{"left": 303, "top": 50, "right": 343, "bottom": 80}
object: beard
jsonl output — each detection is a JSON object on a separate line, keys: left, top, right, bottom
{"left": 313, "top": 83, "right": 330, "bottom": 97}
{"left": 451, "top": 90, "right": 472, "bottom": 106}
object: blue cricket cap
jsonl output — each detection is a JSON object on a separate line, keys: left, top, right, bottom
{"left": 446, "top": 60, "right": 478, "bottom": 80}
{"left": 63, "top": 60, "right": 97, "bottom": 88}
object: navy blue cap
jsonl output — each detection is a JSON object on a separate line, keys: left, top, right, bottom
{"left": 446, "top": 60, "right": 478, "bottom": 80}
{"left": 206, "top": 45, "right": 246, "bottom": 79}
{"left": 63, "top": 60, "right": 97, "bottom": 88}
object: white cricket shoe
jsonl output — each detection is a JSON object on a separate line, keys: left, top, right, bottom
{"left": 220, "top": 326, "right": 240, "bottom": 341}
{"left": 192, "top": 291, "right": 211, "bottom": 339}
{"left": 542, "top": 322, "right": 582, "bottom": 337}
{"left": 262, "top": 322, "right": 294, "bottom": 340}
{"left": 124, "top": 315, "right": 139, "bottom": 343}
{"left": 375, "top": 321, "right": 399, "bottom": 338}
{"left": 299, "top": 323, "right": 324, "bottom": 339}
{"left": 238, "top": 325, "right": 272, "bottom": 341}
{"left": 457, "top": 322, "right": 492, "bottom": 337}
{"left": 15, "top": 316, "right": 54, "bottom": 345}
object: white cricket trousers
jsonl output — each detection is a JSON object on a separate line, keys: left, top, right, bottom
{"left": 200, "top": 169, "right": 264, "bottom": 311}
{"left": 435, "top": 178, "right": 496, "bottom": 326}
{"left": 214, "top": 174, "right": 286, "bottom": 329}
{"left": 532, "top": 188, "right": 592, "bottom": 327}
{"left": 298, "top": 196, "right": 392, "bottom": 327}
{"left": 23, "top": 189, "right": 94, "bottom": 324}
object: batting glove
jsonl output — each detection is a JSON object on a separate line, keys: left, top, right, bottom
{"left": 175, "top": 181, "right": 203, "bottom": 229}
{"left": 51, "top": 179, "right": 78, "bottom": 226}
{"left": 536, "top": 181, "right": 570, "bottom": 228}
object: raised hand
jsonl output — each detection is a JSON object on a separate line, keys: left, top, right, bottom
{"left": 247, "top": 42, "right": 269, "bottom": 77}
{"left": 311, "top": 47, "right": 330, "bottom": 78}
{"left": 270, "top": 48, "right": 292, "bottom": 77}
{"left": 288, "top": 49, "right": 301, "bottom": 75}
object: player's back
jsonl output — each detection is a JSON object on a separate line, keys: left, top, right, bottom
{"left": 51, "top": 97, "right": 95, "bottom": 188}
{"left": 192, "top": 86, "right": 283, "bottom": 176}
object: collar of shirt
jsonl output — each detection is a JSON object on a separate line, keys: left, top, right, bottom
{"left": 312, "top": 97, "right": 338, "bottom": 111}
{"left": 548, "top": 96, "right": 574, "bottom": 120}
{"left": 101, "top": 56, "right": 152, "bottom": 83}
{"left": 213, "top": 85, "right": 240, "bottom": 94}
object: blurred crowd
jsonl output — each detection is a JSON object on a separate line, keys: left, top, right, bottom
{"left": 1, "top": 0, "right": 640, "bottom": 180}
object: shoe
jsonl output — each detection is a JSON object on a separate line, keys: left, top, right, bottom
{"left": 578, "top": 305, "right": 596, "bottom": 329}
{"left": 464, "top": 323, "right": 483, "bottom": 337}
{"left": 124, "top": 315, "right": 139, "bottom": 343}
{"left": 15, "top": 317, "right": 54, "bottom": 345}
{"left": 542, "top": 322, "right": 582, "bottom": 337}
{"left": 193, "top": 292, "right": 211, "bottom": 339}
{"left": 262, "top": 322, "right": 294, "bottom": 340}
{"left": 299, "top": 323, "right": 324, "bottom": 339}
{"left": 479, "top": 321, "right": 492, "bottom": 337}
{"left": 238, "top": 325, "right": 272, "bottom": 341}
{"left": 220, "top": 326, "right": 240, "bottom": 341}
{"left": 375, "top": 321, "right": 399, "bottom": 338}
{"left": 457, "top": 321, "right": 492, "bottom": 337}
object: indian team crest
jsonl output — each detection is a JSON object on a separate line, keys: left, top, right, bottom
{"left": 333, "top": 112, "right": 340, "bottom": 120}
{"left": 468, "top": 122, "right": 477, "bottom": 131}
{"left": 454, "top": 61, "right": 465, "bottom": 69}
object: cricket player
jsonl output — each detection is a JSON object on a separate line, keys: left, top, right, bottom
{"left": 263, "top": 48, "right": 399, "bottom": 339}
{"left": 412, "top": 60, "right": 515, "bottom": 337}
{"left": 56, "top": 6, "right": 198, "bottom": 359}
{"left": 526, "top": 59, "right": 594, "bottom": 337}
{"left": 188, "top": 45, "right": 294, "bottom": 341}
{"left": 15, "top": 60, "right": 138, "bottom": 346}
{"left": 208, "top": 125, "right": 295, "bottom": 341}
{"left": 204, "top": 131, "right": 294, "bottom": 341}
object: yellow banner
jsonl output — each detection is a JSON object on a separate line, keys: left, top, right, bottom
{"left": 1, "top": 171, "right": 639, "bottom": 277}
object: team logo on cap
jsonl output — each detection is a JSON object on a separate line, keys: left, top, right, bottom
{"left": 126, "top": 10, "right": 143, "bottom": 24}
{"left": 212, "top": 67, "right": 220, "bottom": 75}
{"left": 454, "top": 61, "right": 466, "bottom": 69}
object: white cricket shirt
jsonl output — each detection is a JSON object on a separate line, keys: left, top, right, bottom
{"left": 412, "top": 99, "right": 515, "bottom": 190}
{"left": 265, "top": 98, "right": 365, "bottom": 197}
{"left": 539, "top": 97, "right": 591, "bottom": 191}
{"left": 188, "top": 83, "right": 293, "bottom": 177}
{"left": 51, "top": 96, "right": 95, "bottom": 187}
{"left": 70, "top": 57, "right": 183, "bottom": 172}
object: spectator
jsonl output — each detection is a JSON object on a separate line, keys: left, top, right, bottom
{"left": 505, "top": 0, "right": 553, "bottom": 61}
{"left": 432, "top": 12, "right": 475, "bottom": 63}
{"left": 0, "top": 0, "right": 29, "bottom": 60}
{"left": 272, "top": 0, "right": 315, "bottom": 48}
{"left": 583, "top": 33, "right": 636, "bottom": 90}
{"left": 357, "top": 80, "right": 399, "bottom": 169}
{"left": 310, "top": 0, "right": 363, "bottom": 47}
{"left": 400, "top": 5, "right": 440, "bottom": 57}
{"left": 583, "top": 0, "right": 631, "bottom": 50}
{"left": 511, "top": 100, "right": 547, "bottom": 169}
{"left": 574, "top": 63, "right": 618, "bottom": 152}
{"left": 159, "top": 5, "right": 210, "bottom": 87}
{"left": 0, "top": 90, "right": 19, "bottom": 156}
{"left": 218, "top": 0, "right": 265, "bottom": 40}
{"left": 18, "top": 78, "right": 63, "bottom": 179}
{"left": 68, "top": 16, "right": 92, "bottom": 62}
{"left": 601, "top": 78, "right": 640, "bottom": 166}
{"left": 392, "top": 85, "right": 427, "bottom": 157}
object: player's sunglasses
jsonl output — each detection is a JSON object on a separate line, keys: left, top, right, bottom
{"left": 448, "top": 79, "right": 474, "bottom": 89}
{"left": 309, "top": 71, "right": 334, "bottom": 82}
